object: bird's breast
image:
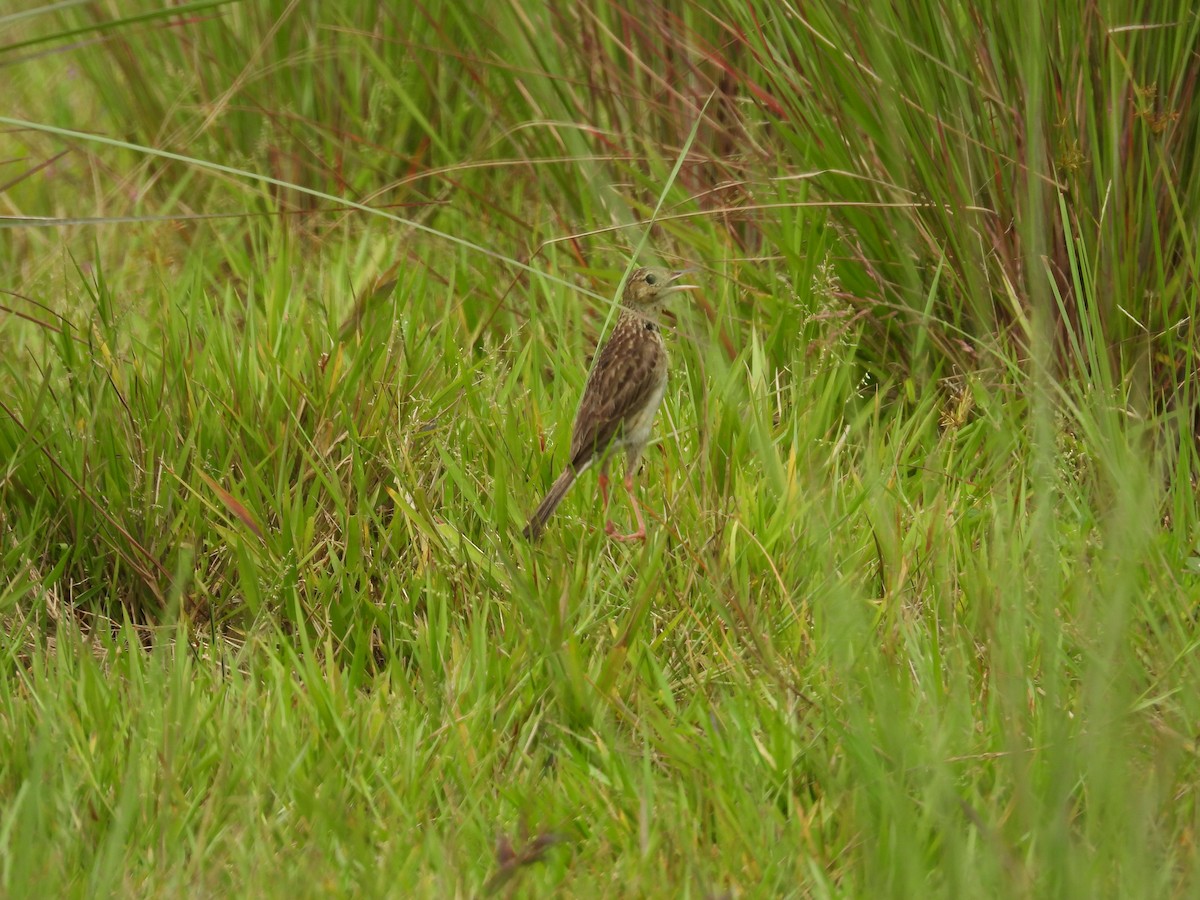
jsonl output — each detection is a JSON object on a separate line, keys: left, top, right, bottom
{"left": 622, "top": 363, "right": 668, "bottom": 448}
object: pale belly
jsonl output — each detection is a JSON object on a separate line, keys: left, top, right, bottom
{"left": 620, "top": 371, "right": 667, "bottom": 455}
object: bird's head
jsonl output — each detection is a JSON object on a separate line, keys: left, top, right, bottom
{"left": 620, "top": 266, "right": 699, "bottom": 314}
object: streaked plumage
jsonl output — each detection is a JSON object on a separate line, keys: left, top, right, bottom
{"left": 523, "top": 266, "right": 697, "bottom": 541}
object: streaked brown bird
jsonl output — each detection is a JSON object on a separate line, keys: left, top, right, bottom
{"left": 523, "top": 266, "right": 698, "bottom": 542}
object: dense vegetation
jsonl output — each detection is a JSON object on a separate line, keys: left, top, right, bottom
{"left": 2, "top": 1, "right": 1198, "bottom": 895}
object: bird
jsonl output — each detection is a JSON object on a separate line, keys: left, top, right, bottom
{"left": 523, "top": 265, "right": 698, "bottom": 542}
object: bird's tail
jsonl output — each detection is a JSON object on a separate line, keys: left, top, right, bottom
{"left": 522, "top": 469, "right": 577, "bottom": 540}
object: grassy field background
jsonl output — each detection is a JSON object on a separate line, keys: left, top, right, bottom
{"left": 3, "top": 1, "right": 1200, "bottom": 896}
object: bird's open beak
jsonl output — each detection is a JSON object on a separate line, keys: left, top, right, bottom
{"left": 663, "top": 268, "right": 699, "bottom": 294}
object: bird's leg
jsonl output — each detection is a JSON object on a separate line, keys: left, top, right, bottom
{"left": 602, "top": 476, "right": 618, "bottom": 536}
{"left": 599, "top": 464, "right": 622, "bottom": 536}
{"left": 609, "top": 470, "right": 647, "bottom": 542}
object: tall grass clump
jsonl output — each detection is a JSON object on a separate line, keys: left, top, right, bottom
{"left": 725, "top": 4, "right": 1200, "bottom": 391}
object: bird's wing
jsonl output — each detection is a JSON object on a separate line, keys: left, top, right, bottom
{"left": 568, "top": 319, "right": 662, "bottom": 471}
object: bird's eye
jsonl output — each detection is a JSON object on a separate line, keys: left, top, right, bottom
{"left": 644, "top": 273, "right": 657, "bottom": 285}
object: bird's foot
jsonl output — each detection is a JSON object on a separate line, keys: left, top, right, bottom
{"left": 606, "top": 521, "right": 646, "bottom": 542}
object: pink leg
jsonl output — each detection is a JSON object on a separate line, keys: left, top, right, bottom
{"left": 609, "top": 471, "right": 647, "bottom": 542}
{"left": 599, "top": 471, "right": 621, "bottom": 536}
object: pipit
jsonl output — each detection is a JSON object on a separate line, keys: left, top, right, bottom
{"left": 523, "top": 266, "right": 698, "bottom": 542}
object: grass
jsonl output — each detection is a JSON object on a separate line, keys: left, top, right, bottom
{"left": 3, "top": 0, "right": 1200, "bottom": 896}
